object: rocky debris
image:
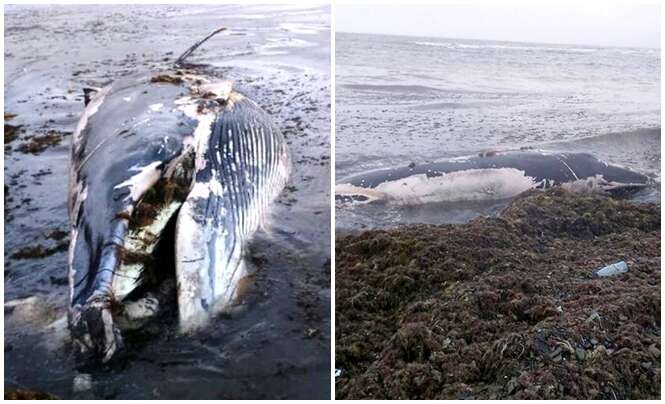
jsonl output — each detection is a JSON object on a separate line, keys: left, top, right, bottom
{"left": 336, "top": 188, "right": 660, "bottom": 400}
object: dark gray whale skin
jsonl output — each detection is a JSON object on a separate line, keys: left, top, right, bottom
{"left": 68, "top": 72, "right": 289, "bottom": 362}
{"left": 69, "top": 75, "right": 192, "bottom": 308}
{"left": 339, "top": 152, "right": 649, "bottom": 190}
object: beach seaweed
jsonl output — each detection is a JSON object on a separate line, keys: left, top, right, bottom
{"left": 5, "top": 124, "right": 22, "bottom": 144}
{"left": 5, "top": 388, "right": 58, "bottom": 400}
{"left": 17, "top": 131, "right": 68, "bottom": 154}
{"left": 150, "top": 74, "right": 184, "bottom": 85}
{"left": 10, "top": 241, "right": 69, "bottom": 260}
{"left": 335, "top": 188, "right": 660, "bottom": 399}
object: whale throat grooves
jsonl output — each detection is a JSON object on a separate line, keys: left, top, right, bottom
{"left": 175, "top": 96, "right": 290, "bottom": 331}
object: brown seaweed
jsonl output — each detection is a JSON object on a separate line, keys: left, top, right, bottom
{"left": 336, "top": 188, "right": 660, "bottom": 400}
{"left": 10, "top": 240, "right": 69, "bottom": 260}
{"left": 17, "top": 131, "right": 67, "bottom": 154}
{"left": 150, "top": 74, "right": 184, "bottom": 85}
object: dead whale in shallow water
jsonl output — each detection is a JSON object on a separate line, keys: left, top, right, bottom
{"left": 335, "top": 151, "right": 650, "bottom": 205}
{"left": 68, "top": 28, "right": 290, "bottom": 362}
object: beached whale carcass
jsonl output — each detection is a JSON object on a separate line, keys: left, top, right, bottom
{"left": 68, "top": 28, "right": 290, "bottom": 362}
{"left": 335, "top": 151, "right": 650, "bottom": 205}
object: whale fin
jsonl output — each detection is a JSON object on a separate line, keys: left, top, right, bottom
{"left": 174, "top": 27, "right": 227, "bottom": 68}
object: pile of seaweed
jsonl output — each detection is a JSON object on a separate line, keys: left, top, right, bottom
{"left": 335, "top": 188, "right": 660, "bottom": 399}
{"left": 5, "top": 388, "right": 58, "bottom": 400}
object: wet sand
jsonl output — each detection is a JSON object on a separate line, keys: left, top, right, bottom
{"left": 5, "top": 4, "right": 330, "bottom": 399}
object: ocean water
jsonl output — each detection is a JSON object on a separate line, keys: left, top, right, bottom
{"left": 336, "top": 32, "right": 660, "bottom": 230}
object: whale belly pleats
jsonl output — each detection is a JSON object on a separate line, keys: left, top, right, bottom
{"left": 175, "top": 96, "right": 289, "bottom": 332}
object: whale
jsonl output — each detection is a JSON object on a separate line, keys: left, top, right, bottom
{"left": 68, "top": 28, "right": 290, "bottom": 362}
{"left": 335, "top": 151, "right": 650, "bottom": 205}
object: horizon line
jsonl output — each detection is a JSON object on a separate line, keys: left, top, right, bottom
{"left": 336, "top": 30, "right": 661, "bottom": 51}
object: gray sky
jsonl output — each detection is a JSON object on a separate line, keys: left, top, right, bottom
{"left": 336, "top": 3, "right": 661, "bottom": 48}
